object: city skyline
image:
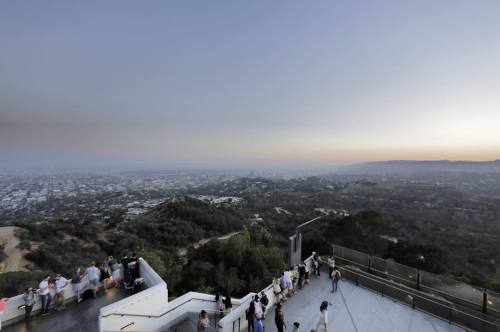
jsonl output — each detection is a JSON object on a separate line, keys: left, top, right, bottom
{"left": 1, "top": 1, "right": 500, "bottom": 167}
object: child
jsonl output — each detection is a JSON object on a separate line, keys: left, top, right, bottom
{"left": 293, "top": 321, "right": 300, "bottom": 332}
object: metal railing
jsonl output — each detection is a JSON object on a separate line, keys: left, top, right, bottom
{"left": 338, "top": 265, "right": 500, "bottom": 332}
{"left": 329, "top": 244, "right": 500, "bottom": 331}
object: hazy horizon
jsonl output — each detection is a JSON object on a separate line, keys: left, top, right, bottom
{"left": 2, "top": 1, "right": 500, "bottom": 167}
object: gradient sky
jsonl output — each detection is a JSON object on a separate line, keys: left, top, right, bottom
{"left": 1, "top": 1, "right": 500, "bottom": 167}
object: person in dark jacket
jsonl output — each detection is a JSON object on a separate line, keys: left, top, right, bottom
{"left": 121, "top": 253, "right": 131, "bottom": 284}
{"left": 274, "top": 302, "right": 286, "bottom": 332}
{"left": 224, "top": 291, "right": 232, "bottom": 312}
{"left": 260, "top": 291, "right": 269, "bottom": 318}
{"left": 246, "top": 300, "right": 255, "bottom": 332}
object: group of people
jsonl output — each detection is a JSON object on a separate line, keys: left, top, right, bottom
{"left": 12, "top": 253, "right": 140, "bottom": 325}
{"left": 196, "top": 290, "right": 233, "bottom": 332}
{"left": 265, "top": 253, "right": 342, "bottom": 332}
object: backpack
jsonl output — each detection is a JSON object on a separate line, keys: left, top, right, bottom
{"left": 334, "top": 270, "right": 341, "bottom": 281}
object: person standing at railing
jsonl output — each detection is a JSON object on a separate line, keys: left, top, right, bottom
{"left": 121, "top": 253, "right": 131, "bottom": 285}
{"left": 215, "top": 291, "right": 224, "bottom": 316}
{"left": 38, "top": 275, "right": 52, "bottom": 316}
{"left": 274, "top": 302, "right": 286, "bottom": 332}
{"left": 279, "top": 273, "right": 287, "bottom": 301}
{"left": 0, "top": 297, "right": 8, "bottom": 330}
{"left": 224, "top": 291, "right": 232, "bottom": 312}
{"left": 99, "top": 262, "right": 111, "bottom": 292}
{"left": 84, "top": 261, "right": 100, "bottom": 298}
{"left": 291, "top": 265, "right": 299, "bottom": 294}
{"left": 54, "top": 274, "right": 69, "bottom": 310}
{"left": 273, "top": 277, "right": 281, "bottom": 304}
{"left": 71, "top": 268, "right": 84, "bottom": 303}
{"left": 298, "top": 263, "right": 306, "bottom": 289}
{"left": 313, "top": 253, "right": 321, "bottom": 278}
{"left": 22, "top": 287, "right": 35, "bottom": 322}
{"left": 327, "top": 256, "right": 335, "bottom": 279}
{"left": 259, "top": 291, "right": 269, "bottom": 318}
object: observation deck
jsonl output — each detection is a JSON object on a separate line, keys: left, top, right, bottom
{"left": 2, "top": 245, "right": 500, "bottom": 331}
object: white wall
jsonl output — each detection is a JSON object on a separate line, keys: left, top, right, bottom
{"left": 99, "top": 258, "right": 168, "bottom": 332}
{"left": 2, "top": 269, "right": 119, "bottom": 327}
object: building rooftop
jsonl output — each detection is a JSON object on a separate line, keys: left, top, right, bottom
{"left": 3, "top": 288, "right": 127, "bottom": 332}
{"left": 265, "top": 272, "right": 466, "bottom": 332}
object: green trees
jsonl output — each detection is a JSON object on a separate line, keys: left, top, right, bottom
{"left": 173, "top": 229, "right": 286, "bottom": 297}
{"left": 0, "top": 271, "right": 45, "bottom": 297}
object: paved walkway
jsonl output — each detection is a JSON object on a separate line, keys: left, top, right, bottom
{"left": 265, "top": 273, "right": 466, "bottom": 332}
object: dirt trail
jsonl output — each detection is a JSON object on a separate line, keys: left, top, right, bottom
{"left": 177, "top": 231, "right": 243, "bottom": 257}
{"left": 0, "top": 226, "right": 30, "bottom": 272}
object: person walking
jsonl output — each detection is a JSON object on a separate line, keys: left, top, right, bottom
{"left": 197, "top": 310, "right": 210, "bottom": 332}
{"left": 274, "top": 302, "right": 286, "bottom": 332}
{"left": 292, "top": 321, "right": 300, "bottom": 332}
{"left": 54, "top": 274, "right": 69, "bottom": 310}
{"left": 0, "top": 297, "right": 8, "bottom": 330}
{"left": 22, "top": 288, "right": 35, "bottom": 322}
{"left": 331, "top": 268, "right": 341, "bottom": 293}
{"left": 84, "top": 261, "right": 100, "bottom": 298}
{"left": 38, "top": 275, "right": 52, "bottom": 315}
{"left": 313, "top": 301, "right": 328, "bottom": 332}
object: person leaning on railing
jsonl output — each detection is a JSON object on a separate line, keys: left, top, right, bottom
{"left": 22, "top": 288, "right": 35, "bottom": 322}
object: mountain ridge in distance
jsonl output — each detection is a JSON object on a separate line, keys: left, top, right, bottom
{"left": 337, "top": 159, "right": 500, "bottom": 175}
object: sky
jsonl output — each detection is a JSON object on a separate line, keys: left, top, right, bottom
{"left": 1, "top": 1, "right": 500, "bottom": 169}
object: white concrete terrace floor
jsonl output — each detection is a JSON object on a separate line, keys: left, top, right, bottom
{"left": 265, "top": 272, "right": 466, "bottom": 332}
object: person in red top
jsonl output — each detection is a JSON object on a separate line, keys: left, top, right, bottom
{"left": 0, "top": 297, "right": 9, "bottom": 331}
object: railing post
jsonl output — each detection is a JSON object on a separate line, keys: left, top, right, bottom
{"left": 416, "top": 270, "right": 421, "bottom": 291}
{"left": 482, "top": 289, "right": 488, "bottom": 314}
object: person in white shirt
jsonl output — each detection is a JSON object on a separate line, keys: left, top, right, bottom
{"left": 54, "top": 274, "right": 69, "bottom": 310}
{"left": 38, "top": 275, "right": 52, "bottom": 315}
{"left": 254, "top": 296, "right": 263, "bottom": 320}
{"left": 313, "top": 301, "right": 328, "bottom": 332}
{"left": 84, "top": 261, "right": 100, "bottom": 297}
{"left": 327, "top": 256, "right": 335, "bottom": 278}
{"left": 284, "top": 269, "right": 292, "bottom": 297}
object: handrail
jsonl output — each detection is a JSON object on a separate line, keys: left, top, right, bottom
{"left": 101, "top": 296, "right": 217, "bottom": 318}
{"left": 331, "top": 250, "right": 500, "bottom": 319}
{"left": 338, "top": 265, "right": 500, "bottom": 329}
